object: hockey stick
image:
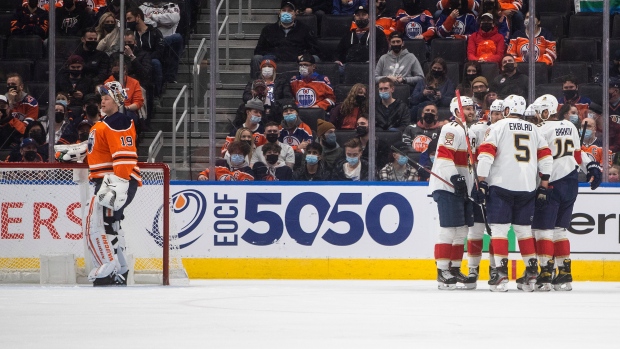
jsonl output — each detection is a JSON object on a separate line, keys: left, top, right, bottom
{"left": 390, "top": 145, "right": 454, "bottom": 188}
{"left": 580, "top": 121, "right": 588, "bottom": 145}
{"left": 455, "top": 90, "right": 492, "bottom": 236}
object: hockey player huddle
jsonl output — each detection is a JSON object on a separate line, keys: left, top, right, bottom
{"left": 430, "top": 93, "right": 602, "bottom": 292}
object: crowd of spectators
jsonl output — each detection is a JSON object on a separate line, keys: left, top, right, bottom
{"left": 202, "top": 0, "right": 620, "bottom": 182}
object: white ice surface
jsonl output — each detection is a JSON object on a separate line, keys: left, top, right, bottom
{"left": 1, "top": 280, "right": 620, "bottom": 348}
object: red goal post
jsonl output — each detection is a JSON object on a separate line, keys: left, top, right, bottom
{"left": 0, "top": 162, "right": 188, "bottom": 285}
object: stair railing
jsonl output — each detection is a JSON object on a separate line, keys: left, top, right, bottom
{"left": 171, "top": 85, "right": 189, "bottom": 179}
{"left": 147, "top": 130, "right": 164, "bottom": 163}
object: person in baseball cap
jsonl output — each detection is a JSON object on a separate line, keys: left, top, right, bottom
{"left": 19, "top": 137, "right": 42, "bottom": 162}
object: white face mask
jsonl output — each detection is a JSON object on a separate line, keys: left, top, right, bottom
{"left": 261, "top": 67, "right": 274, "bottom": 78}
{"left": 299, "top": 66, "right": 309, "bottom": 77}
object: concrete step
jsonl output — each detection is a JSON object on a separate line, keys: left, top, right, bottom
{"left": 201, "top": 0, "right": 281, "bottom": 10}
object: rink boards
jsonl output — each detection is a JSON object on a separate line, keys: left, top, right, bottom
{"left": 170, "top": 182, "right": 620, "bottom": 281}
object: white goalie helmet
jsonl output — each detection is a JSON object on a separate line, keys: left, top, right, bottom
{"left": 502, "top": 94, "right": 527, "bottom": 116}
{"left": 489, "top": 99, "right": 504, "bottom": 112}
{"left": 98, "top": 81, "right": 128, "bottom": 107}
{"left": 532, "top": 94, "right": 559, "bottom": 120}
{"left": 449, "top": 96, "right": 475, "bottom": 117}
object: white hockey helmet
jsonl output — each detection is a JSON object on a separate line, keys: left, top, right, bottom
{"left": 489, "top": 99, "right": 504, "bottom": 112}
{"left": 502, "top": 94, "right": 527, "bottom": 116}
{"left": 98, "top": 81, "right": 128, "bottom": 107}
{"left": 532, "top": 94, "right": 559, "bottom": 120}
{"left": 449, "top": 96, "right": 475, "bottom": 117}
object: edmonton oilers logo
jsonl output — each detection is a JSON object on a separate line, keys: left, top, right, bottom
{"left": 296, "top": 87, "right": 317, "bottom": 108}
{"left": 520, "top": 43, "right": 540, "bottom": 62}
{"left": 147, "top": 189, "right": 206, "bottom": 249}
{"left": 406, "top": 21, "right": 422, "bottom": 38}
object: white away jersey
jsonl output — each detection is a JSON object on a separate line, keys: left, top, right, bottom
{"left": 469, "top": 121, "right": 491, "bottom": 153}
{"left": 477, "top": 118, "right": 553, "bottom": 192}
{"left": 537, "top": 120, "right": 584, "bottom": 182}
{"left": 429, "top": 122, "right": 476, "bottom": 195}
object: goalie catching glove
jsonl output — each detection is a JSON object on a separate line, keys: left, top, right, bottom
{"left": 54, "top": 141, "right": 88, "bottom": 163}
{"left": 96, "top": 174, "right": 130, "bottom": 211}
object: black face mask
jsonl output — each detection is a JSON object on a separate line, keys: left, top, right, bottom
{"left": 28, "top": 0, "right": 38, "bottom": 8}
{"left": 431, "top": 70, "right": 444, "bottom": 79}
{"left": 103, "top": 24, "right": 116, "bottom": 33}
{"left": 29, "top": 131, "right": 46, "bottom": 145}
{"left": 465, "top": 73, "right": 477, "bottom": 81}
{"left": 423, "top": 113, "right": 436, "bottom": 124}
{"left": 24, "top": 150, "right": 38, "bottom": 162}
{"left": 481, "top": 23, "right": 493, "bottom": 32}
{"left": 69, "top": 70, "right": 82, "bottom": 78}
{"left": 126, "top": 21, "right": 137, "bottom": 31}
{"left": 265, "top": 133, "right": 279, "bottom": 143}
{"left": 391, "top": 45, "right": 402, "bottom": 54}
{"left": 355, "top": 95, "right": 366, "bottom": 105}
{"left": 86, "top": 104, "right": 99, "bottom": 117}
{"left": 266, "top": 154, "right": 279, "bottom": 165}
{"left": 84, "top": 41, "right": 98, "bottom": 51}
{"left": 64, "top": 0, "right": 74, "bottom": 8}
{"left": 563, "top": 89, "right": 578, "bottom": 100}
{"left": 242, "top": 139, "right": 253, "bottom": 148}
{"left": 356, "top": 125, "right": 368, "bottom": 137}
{"left": 474, "top": 91, "right": 487, "bottom": 100}
{"left": 55, "top": 112, "right": 65, "bottom": 123}
{"left": 78, "top": 133, "right": 89, "bottom": 142}
{"left": 112, "top": 72, "right": 120, "bottom": 81}
{"left": 503, "top": 63, "right": 516, "bottom": 73}
{"left": 0, "top": 109, "right": 7, "bottom": 118}
{"left": 355, "top": 19, "right": 369, "bottom": 28}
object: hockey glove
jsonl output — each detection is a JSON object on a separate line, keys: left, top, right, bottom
{"left": 535, "top": 186, "right": 548, "bottom": 210}
{"left": 97, "top": 174, "right": 130, "bottom": 211}
{"left": 471, "top": 181, "right": 489, "bottom": 205}
{"left": 586, "top": 161, "right": 602, "bottom": 190}
{"left": 450, "top": 174, "right": 467, "bottom": 198}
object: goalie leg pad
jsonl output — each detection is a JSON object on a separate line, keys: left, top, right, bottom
{"left": 85, "top": 196, "right": 119, "bottom": 281}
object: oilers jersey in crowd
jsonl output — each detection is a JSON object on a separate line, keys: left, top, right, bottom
{"left": 429, "top": 121, "right": 476, "bottom": 195}
{"left": 395, "top": 9, "right": 436, "bottom": 40}
{"left": 279, "top": 123, "right": 313, "bottom": 152}
{"left": 435, "top": 12, "right": 477, "bottom": 39}
{"left": 290, "top": 72, "right": 336, "bottom": 110}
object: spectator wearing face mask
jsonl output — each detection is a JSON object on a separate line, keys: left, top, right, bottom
{"left": 490, "top": 54, "right": 528, "bottom": 99}
{"left": 241, "top": 59, "right": 293, "bottom": 123}
{"left": 609, "top": 165, "right": 620, "bottom": 183}
{"left": 96, "top": 12, "right": 120, "bottom": 55}
{"left": 379, "top": 141, "right": 419, "bottom": 181}
{"left": 6, "top": 138, "right": 43, "bottom": 163}
{"left": 53, "top": 101, "right": 72, "bottom": 144}
{"left": 279, "top": 103, "right": 313, "bottom": 154}
{"left": 11, "top": 0, "right": 49, "bottom": 39}
{"left": 251, "top": 122, "right": 295, "bottom": 169}
{"left": 376, "top": 77, "right": 410, "bottom": 132}
{"left": 290, "top": 54, "right": 336, "bottom": 111}
{"left": 75, "top": 27, "right": 111, "bottom": 85}
{"left": 470, "top": 76, "right": 489, "bottom": 120}
{"left": 0, "top": 74, "right": 39, "bottom": 149}
{"left": 456, "top": 61, "right": 482, "bottom": 100}
{"left": 252, "top": 1, "right": 320, "bottom": 79}
{"left": 198, "top": 141, "right": 255, "bottom": 181}
{"left": 354, "top": 115, "right": 391, "bottom": 169}
{"left": 253, "top": 141, "right": 294, "bottom": 181}
{"left": 96, "top": 0, "right": 122, "bottom": 24}
{"left": 507, "top": 11, "right": 556, "bottom": 66}
{"left": 467, "top": 13, "right": 505, "bottom": 64}
{"left": 56, "top": 55, "right": 95, "bottom": 107}
{"left": 330, "top": 83, "right": 368, "bottom": 130}
{"left": 477, "top": 0, "right": 511, "bottom": 44}
{"left": 6, "top": 120, "right": 49, "bottom": 162}
{"left": 222, "top": 98, "right": 267, "bottom": 157}
{"left": 375, "top": 31, "right": 424, "bottom": 88}
{"left": 558, "top": 103, "right": 580, "bottom": 131}
{"left": 315, "top": 119, "right": 344, "bottom": 171}
{"left": 293, "top": 142, "right": 331, "bottom": 181}
{"left": 556, "top": 75, "right": 592, "bottom": 121}
{"left": 335, "top": 5, "right": 389, "bottom": 70}
{"left": 57, "top": 0, "right": 94, "bottom": 36}
{"left": 402, "top": 102, "right": 442, "bottom": 163}
{"left": 409, "top": 57, "right": 455, "bottom": 119}
{"left": 330, "top": 137, "right": 369, "bottom": 181}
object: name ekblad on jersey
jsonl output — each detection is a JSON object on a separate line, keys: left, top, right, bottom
{"left": 555, "top": 128, "right": 573, "bottom": 136}
{"left": 509, "top": 123, "right": 532, "bottom": 131}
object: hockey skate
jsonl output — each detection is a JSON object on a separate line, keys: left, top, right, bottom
{"left": 458, "top": 266, "right": 478, "bottom": 290}
{"left": 535, "top": 260, "right": 555, "bottom": 292}
{"left": 516, "top": 258, "right": 538, "bottom": 292}
{"left": 92, "top": 271, "right": 127, "bottom": 287}
{"left": 488, "top": 259, "right": 509, "bottom": 292}
{"left": 552, "top": 259, "right": 573, "bottom": 291}
{"left": 437, "top": 268, "right": 457, "bottom": 290}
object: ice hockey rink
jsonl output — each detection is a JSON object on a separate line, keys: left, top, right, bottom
{"left": 1, "top": 280, "right": 619, "bottom": 348}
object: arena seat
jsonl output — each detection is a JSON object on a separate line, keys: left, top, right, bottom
{"left": 590, "top": 62, "right": 604, "bottom": 84}
{"left": 344, "top": 62, "right": 369, "bottom": 84}
{"left": 579, "top": 83, "right": 603, "bottom": 106}
{"left": 480, "top": 62, "right": 499, "bottom": 82}
{"left": 560, "top": 38, "right": 597, "bottom": 62}
{"left": 276, "top": 61, "right": 299, "bottom": 82}
{"left": 335, "top": 130, "right": 356, "bottom": 146}
{"left": 549, "top": 62, "right": 588, "bottom": 85}
{"left": 298, "top": 107, "right": 325, "bottom": 134}
{"left": 320, "top": 15, "right": 353, "bottom": 39}
{"left": 404, "top": 39, "right": 429, "bottom": 63}
{"left": 538, "top": 0, "right": 572, "bottom": 15}
{"left": 26, "top": 81, "right": 50, "bottom": 107}
{"left": 296, "top": 14, "right": 318, "bottom": 35}
{"left": 516, "top": 62, "right": 549, "bottom": 84}
{"left": 430, "top": 38, "right": 466, "bottom": 63}
{"left": 376, "top": 130, "right": 403, "bottom": 146}
{"left": 33, "top": 60, "right": 67, "bottom": 82}
{"left": 569, "top": 13, "right": 603, "bottom": 38}
{"left": 315, "top": 62, "right": 341, "bottom": 86}
{"left": 6, "top": 35, "right": 43, "bottom": 59}
{"left": 541, "top": 14, "right": 566, "bottom": 40}
{"left": 53, "top": 36, "right": 82, "bottom": 61}
{"left": 0, "top": 59, "right": 33, "bottom": 82}
{"left": 334, "top": 84, "right": 354, "bottom": 103}
{"left": 534, "top": 83, "right": 562, "bottom": 98}
{"left": 0, "top": 12, "right": 13, "bottom": 38}
{"left": 610, "top": 38, "right": 620, "bottom": 60}
{"left": 613, "top": 15, "right": 620, "bottom": 38}
{"left": 437, "top": 107, "right": 452, "bottom": 121}
{"left": 317, "top": 38, "right": 341, "bottom": 62}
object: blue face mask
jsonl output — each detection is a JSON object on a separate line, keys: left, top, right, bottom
{"left": 584, "top": 129, "right": 593, "bottom": 139}
{"left": 230, "top": 154, "right": 245, "bottom": 166}
{"left": 324, "top": 132, "right": 337, "bottom": 145}
{"left": 397, "top": 154, "right": 408, "bottom": 166}
{"left": 280, "top": 12, "right": 293, "bottom": 24}
{"left": 346, "top": 156, "right": 359, "bottom": 166}
{"left": 379, "top": 91, "right": 390, "bottom": 100}
{"left": 430, "top": 155, "right": 435, "bottom": 163}
{"left": 283, "top": 113, "right": 297, "bottom": 122}
{"left": 305, "top": 154, "right": 318, "bottom": 165}
{"left": 569, "top": 114, "right": 579, "bottom": 124}
{"left": 250, "top": 115, "right": 262, "bottom": 124}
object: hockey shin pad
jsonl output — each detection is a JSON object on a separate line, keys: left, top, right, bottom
{"left": 85, "top": 196, "right": 120, "bottom": 281}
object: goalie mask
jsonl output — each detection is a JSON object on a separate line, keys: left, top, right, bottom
{"left": 98, "top": 81, "right": 128, "bottom": 107}
{"left": 502, "top": 94, "right": 527, "bottom": 117}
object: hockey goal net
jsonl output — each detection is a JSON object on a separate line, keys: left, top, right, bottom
{"left": 0, "top": 162, "right": 188, "bottom": 285}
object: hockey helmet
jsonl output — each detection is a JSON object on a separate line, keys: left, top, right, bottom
{"left": 502, "top": 95, "right": 527, "bottom": 117}
{"left": 532, "top": 94, "right": 559, "bottom": 120}
{"left": 449, "top": 96, "right": 475, "bottom": 117}
{"left": 489, "top": 99, "right": 504, "bottom": 112}
{"left": 98, "top": 81, "right": 128, "bottom": 107}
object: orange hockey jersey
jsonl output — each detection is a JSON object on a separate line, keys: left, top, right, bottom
{"left": 7, "top": 94, "right": 39, "bottom": 135}
{"left": 582, "top": 144, "right": 613, "bottom": 167}
{"left": 290, "top": 72, "right": 336, "bottom": 110}
{"left": 199, "top": 163, "right": 255, "bottom": 181}
{"left": 507, "top": 28, "right": 557, "bottom": 66}
{"left": 87, "top": 112, "right": 142, "bottom": 185}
